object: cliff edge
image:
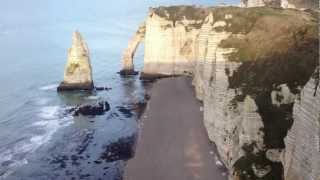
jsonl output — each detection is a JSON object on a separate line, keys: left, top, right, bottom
{"left": 123, "top": 6, "right": 319, "bottom": 180}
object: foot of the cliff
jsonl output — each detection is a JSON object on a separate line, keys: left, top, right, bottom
{"left": 118, "top": 70, "right": 139, "bottom": 76}
{"left": 139, "top": 73, "right": 180, "bottom": 82}
{"left": 57, "top": 82, "right": 94, "bottom": 92}
{"left": 95, "top": 86, "right": 112, "bottom": 91}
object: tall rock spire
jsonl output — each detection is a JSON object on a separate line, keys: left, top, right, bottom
{"left": 57, "top": 31, "right": 94, "bottom": 91}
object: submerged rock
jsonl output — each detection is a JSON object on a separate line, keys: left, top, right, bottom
{"left": 73, "top": 102, "right": 110, "bottom": 116}
{"left": 99, "top": 135, "right": 136, "bottom": 162}
{"left": 95, "top": 87, "right": 112, "bottom": 91}
{"left": 57, "top": 31, "right": 94, "bottom": 91}
{"left": 116, "top": 106, "right": 133, "bottom": 118}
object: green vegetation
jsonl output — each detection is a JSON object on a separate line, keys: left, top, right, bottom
{"left": 153, "top": 6, "right": 314, "bottom": 34}
{"left": 225, "top": 8, "right": 318, "bottom": 180}
{"left": 234, "top": 145, "right": 283, "bottom": 180}
{"left": 220, "top": 8, "right": 318, "bottom": 62}
{"left": 153, "top": 5, "right": 209, "bottom": 21}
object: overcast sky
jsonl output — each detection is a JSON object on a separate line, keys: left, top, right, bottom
{"left": 0, "top": 0, "right": 239, "bottom": 25}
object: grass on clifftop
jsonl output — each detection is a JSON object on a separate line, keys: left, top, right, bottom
{"left": 152, "top": 6, "right": 316, "bottom": 34}
{"left": 224, "top": 5, "right": 318, "bottom": 152}
{"left": 220, "top": 8, "right": 318, "bottom": 62}
{"left": 153, "top": 5, "right": 209, "bottom": 21}
{"left": 218, "top": 8, "right": 318, "bottom": 180}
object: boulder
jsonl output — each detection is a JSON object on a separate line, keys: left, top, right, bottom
{"left": 73, "top": 101, "right": 110, "bottom": 116}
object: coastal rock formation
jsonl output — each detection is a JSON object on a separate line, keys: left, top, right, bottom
{"left": 125, "top": 6, "right": 319, "bottom": 180}
{"left": 120, "top": 24, "right": 146, "bottom": 75}
{"left": 240, "top": 0, "right": 319, "bottom": 9}
{"left": 73, "top": 101, "right": 110, "bottom": 116}
{"left": 281, "top": 67, "right": 320, "bottom": 180}
{"left": 58, "top": 31, "right": 94, "bottom": 91}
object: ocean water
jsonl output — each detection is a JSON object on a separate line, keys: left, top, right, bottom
{"left": 0, "top": 0, "right": 235, "bottom": 179}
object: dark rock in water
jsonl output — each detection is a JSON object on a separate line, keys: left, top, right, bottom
{"left": 118, "top": 70, "right": 139, "bottom": 76}
{"left": 74, "top": 101, "right": 110, "bottom": 116}
{"left": 1, "top": 160, "right": 13, "bottom": 167}
{"left": 130, "top": 101, "right": 147, "bottom": 118}
{"left": 117, "top": 106, "right": 133, "bottom": 118}
{"left": 49, "top": 155, "right": 69, "bottom": 169}
{"left": 95, "top": 87, "right": 104, "bottom": 91}
{"left": 116, "top": 101, "right": 147, "bottom": 118}
{"left": 100, "top": 135, "right": 136, "bottom": 162}
{"left": 139, "top": 73, "right": 180, "bottom": 81}
{"left": 95, "top": 87, "right": 112, "bottom": 91}
{"left": 57, "top": 82, "right": 94, "bottom": 92}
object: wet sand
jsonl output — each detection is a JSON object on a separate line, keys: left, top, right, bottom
{"left": 124, "top": 77, "right": 227, "bottom": 180}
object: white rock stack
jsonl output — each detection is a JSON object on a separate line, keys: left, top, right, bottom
{"left": 58, "top": 31, "right": 94, "bottom": 91}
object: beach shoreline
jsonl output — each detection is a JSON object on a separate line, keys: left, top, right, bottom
{"left": 124, "top": 76, "right": 228, "bottom": 180}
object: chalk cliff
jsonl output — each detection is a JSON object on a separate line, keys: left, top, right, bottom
{"left": 120, "top": 24, "right": 146, "bottom": 75}
{"left": 58, "top": 31, "right": 94, "bottom": 91}
{"left": 124, "top": 6, "right": 319, "bottom": 180}
{"left": 281, "top": 67, "right": 320, "bottom": 180}
{"left": 240, "top": 0, "right": 319, "bottom": 9}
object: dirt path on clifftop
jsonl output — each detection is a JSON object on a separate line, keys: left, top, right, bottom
{"left": 124, "top": 77, "right": 227, "bottom": 180}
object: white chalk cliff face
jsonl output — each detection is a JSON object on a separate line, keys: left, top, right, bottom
{"left": 142, "top": 11, "right": 200, "bottom": 77}
{"left": 282, "top": 67, "right": 320, "bottom": 180}
{"left": 58, "top": 31, "right": 94, "bottom": 91}
{"left": 124, "top": 6, "right": 319, "bottom": 180}
{"left": 121, "top": 24, "right": 145, "bottom": 75}
{"left": 240, "top": 0, "right": 319, "bottom": 9}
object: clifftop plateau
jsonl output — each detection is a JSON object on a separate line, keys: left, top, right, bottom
{"left": 240, "top": 0, "right": 319, "bottom": 9}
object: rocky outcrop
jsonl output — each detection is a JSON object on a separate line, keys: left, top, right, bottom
{"left": 120, "top": 24, "right": 146, "bottom": 75}
{"left": 125, "top": 6, "right": 319, "bottom": 180}
{"left": 281, "top": 67, "right": 320, "bottom": 180}
{"left": 240, "top": 0, "right": 319, "bottom": 9}
{"left": 240, "top": 0, "right": 280, "bottom": 8}
{"left": 72, "top": 101, "right": 110, "bottom": 116}
{"left": 141, "top": 7, "right": 205, "bottom": 78}
{"left": 58, "top": 31, "right": 94, "bottom": 91}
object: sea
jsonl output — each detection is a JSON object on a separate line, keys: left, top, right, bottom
{"left": 0, "top": 0, "right": 227, "bottom": 179}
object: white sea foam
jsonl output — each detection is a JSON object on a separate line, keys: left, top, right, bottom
{"left": 39, "top": 84, "right": 58, "bottom": 91}
{"left": 33, "top": 106, "right": 73, "bottom": 147}
{"left": 0, "top": 106, "right": 73, "bottom": 178}
{"left": 0, "top": 159, "right": 28, "bottom": 179}
{"left": 33, "top": 97, "right": 50, "bottom": 106}
{"left": 37, "top": 106, "right": 59, "bottom": 119}
{"left": 86, "top": 96, "right": 99, "bottom": 100}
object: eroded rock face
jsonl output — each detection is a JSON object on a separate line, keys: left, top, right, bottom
{"left": 240, "top": 0, "right": 319, "bottom": 9}
{"left": 282, "top": 67, "right": 320, "bottom": 180}
{"left": 120, "top": 24, "right": 146, "bottom": 76}
{"left": 58, "top": 31, "right": 94, "bottom": 91}
{"left": 126, "top": 6, "right": 319, "bottom": 180}
{"left": 73, "top": 101, "right": 110, "bottom": 116}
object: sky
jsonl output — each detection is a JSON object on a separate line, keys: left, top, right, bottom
{"left": 0, "top": 0, "right": 240, "bottom": 25}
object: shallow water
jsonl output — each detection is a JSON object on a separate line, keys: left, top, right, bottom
{"left": 0, "top": 0, "right": 230, "bottom": 179}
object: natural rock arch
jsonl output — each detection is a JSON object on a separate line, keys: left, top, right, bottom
{"left": 120, "top": 23, "right": 146, "bottom": 75}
